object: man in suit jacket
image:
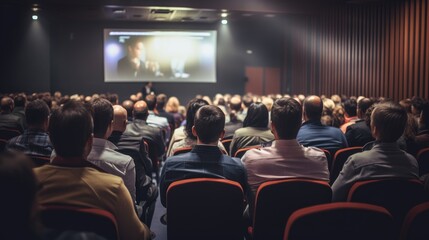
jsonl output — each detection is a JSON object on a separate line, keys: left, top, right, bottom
{"left": 160, "top": 105, "right": 249, "bottom": 207}
{"left": 345, "top": 98, "right": 374, "bottom": 147}
{"left": 0, "top": 97, "right": 24, "bottom": 132}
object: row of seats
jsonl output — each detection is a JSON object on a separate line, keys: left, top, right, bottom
{"left": 166, "top": 177, "right": 428, "bottom": 240}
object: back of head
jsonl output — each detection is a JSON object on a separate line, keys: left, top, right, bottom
{"left": 0, "top": 151, "right": 38, "bottom": 239}
{"left": 25, "top": 99, "right": 50, "bottom": 128}
{"left": 331, "top": 94, "right": 341, "bottom": 105}
{"left": 229, "top": 96, "right": 242, "bottom": 112}
{"left": 399, "top": 99, "right": 412, "bottom": 113}
{"left": 112, "top": 105, "right": 128, "bottom": 132}
{"left": 92, "top": 98, "right": 113, "bottom": 138}
{"left": 194, "top": 105, "right": 225, "bottom": 144}
{"left": 133, "top": 100, "right": 149, "bottom": 120}
{"left": 411, "top": 96, "right": 425, "bottom": 114}
{"left": 271, "top": 98, "right": 302, "bottom": 139}
{"left": 371, "top": 102, "right": 408, "bottom": 142}
{"left": 156, "top": 94, "right": 167, "bottom": 110}
{"left": 122, "top": 100, "right": 134, "bottom": 118}
{"left": 185, "top": 98, "right": 209, "bottom": 139}
{"left": 243, "top": 102, "right": 269, "bottom": 128}
{"left": 14, "top": 95, "right": 27, "bottom": 108}
{"left": 343, "top": 99, "right": 357, "bottom": 117}
{"left": 49, "top": 100, "right": 93, "bottom": 158}
{"left": 304, "top": 95, "right": 323, "bottom": 122}
{"left": 358, "top": 98, "right": 374, "bottom": 117}
{"left": 242, "top": 95, "right": 254, "bottom": 108}
{"left": 145, "top": 94, "right": 157, "bottom": 110}
{"left": 107, "top": 93, "right": 119, "bottom": 105}
{"left": 1, "top": 97, "right": 14, "bottom": 113}
{"left": 420, "top": 102, "right": 429, "bottom": 129}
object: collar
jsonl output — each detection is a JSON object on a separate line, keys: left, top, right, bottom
{"left": 372, "top": 141, "right": 401, "bottom": 150}
{"left": 133, "top": 119, "right": 148, "bottom": 125}
{"left": 272, "top": 139, "right": 301, "bottom": 148}
{"left": 51, "top": 156, "right": 106, "bottom": 172}
{"left": 92, "top": 138, "right": 118, "bottom": 150}
{"left": 25, "top": 128, "right": 48, "bottom": 134}
{"left": 302, "top": 120, "right": 322, "bottom": 126}
{"left": 191, "top": 145, "right": 223, "bottom": 155}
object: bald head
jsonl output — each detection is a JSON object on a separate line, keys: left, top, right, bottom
{"left": 133, "top": 100, "right": 149, "bottom": 120}
{"left": 303, "top": 95, "right": 323, "bottom": 121}
{"left": 1, "top": 97, "right": 14, "bottom": 113}
{"left": 122, "top": 100, "right": 134, "bottom": 119}
{"left": 112, "top": 105, "right": 128, "bottom": 132}
{"left": 229, "top": 96, "right": 242, "bottom": 112}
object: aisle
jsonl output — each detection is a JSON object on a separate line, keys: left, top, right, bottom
{"left": 150, "top": 189, "right": 167, "bottom": 240}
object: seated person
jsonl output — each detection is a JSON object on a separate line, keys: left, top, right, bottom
{"left": 34, "top": 101, "right": 151, "bottom": 240}
{"left": 145, "top": 94, "right": 171, "bottom": 143}
{"left": 7, "top": 99, "right": 53, "bottom": 157}
{"left": 87, "top": 98, "right": 137, "bottom": 203}
{"left": 242, "top": 98, "right": 329, "bottom": 197}
{"left": 0, "top": 96, "right": 24, "bottom": 132}
{"left": 345, "top": 98, "right": 374, "bottom": 147}
{"left": 230, "top": 103, "right": 274, "bottom": 157}
{"left": 160, "top": 105, "right": 249, "bottom": 207}
{"left": 416, "top": 102, "right": 429, "bottom": 150}
{"left": 332, "top": 102, "right": 419, "bottom": 201}
{"left": 297, "top": 95, "right": 348, "bottom": 153}
{"left": 167, "top": 98, "right": 226, "bottom": 157}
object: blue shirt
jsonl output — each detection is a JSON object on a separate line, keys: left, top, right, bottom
{"left": 297, "top": 120, "right": 348, "bottom": 151}
{"left": 6, "top": 129, "right": 53, "bottom": 157}
{"left": 160, "top": 144, "right": 249, "bottom": 207}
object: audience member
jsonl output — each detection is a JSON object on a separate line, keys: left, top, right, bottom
{"left": 86, "top": 98, "right": 137, "bottom": 203}
{"left": 145, "top": 94, "right": 171, "bottom": 143}
{"left": 416, "top": 102, "right": 429, "bottom": 150}
{"left": 0, "top": 96, "right": 24, "bottom": 132}
{"left": 34, "top": 100, "right": 151, "bottom": 240}
{"left": 155, "top": 94, "right": 175, "bottom": 130}
{"left": 167, "top": 98, "right": 226, "bottom": 157}
{"left": 122, "top": 100, "right": 134, "bottom": 122}
{"left": 165, "top": 96, "right": 184, "bottom": 128}
{"left": 224, "top": 96, "right": 243, "bottom": 138}
{"left": 345, "top": 98, "right": 374, "bottom": 147}
{"left": 297, "top": 95, "right": 348, "bottom": 153}
{"left": 237, "top": 95, "right": 253, "bottom": 121}
{"left": 340, "top": 98, "right": 358, "bottom": 133}
{"left": 242, "top": 98, "right": 329, "bottom": 197}
{"left": 6, "top": 100, "right": 53, "bottom": 157}
{"left": 332, "top": 102, "right": 419, "bottom": 201}
{"left": 160, "top": 105, "right": 249, "bottom": 207}
{"left": 12, "top": 94, "right": 27, "bottom": 129}
{"left": 230, "top": 103, "right": 274, "bottom": 156}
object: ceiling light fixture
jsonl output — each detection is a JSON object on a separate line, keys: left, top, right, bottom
{"left": 221, "top": 13, "right": 228, "bottom": 18}
{"left": 221, "top": 19, "right": 228, "bottom": 25}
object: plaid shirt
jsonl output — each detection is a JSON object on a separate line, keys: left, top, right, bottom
{"left": 6, "top": 129, "right": 53, "bottom": 157}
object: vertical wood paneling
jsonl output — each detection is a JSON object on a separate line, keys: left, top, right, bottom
{"left": 284, "top": 0, "right": 429, "bottom": 100}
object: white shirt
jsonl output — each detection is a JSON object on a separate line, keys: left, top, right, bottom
{"left": 87, "top": 138, "right": 137, "bottom": 202}
{"left": 242, "top": 139, "right": 330, "bottom": 195}
{"left": 147, "top": 111, "right": 171, "bottom": 143}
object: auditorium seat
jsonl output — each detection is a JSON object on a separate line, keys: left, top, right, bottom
{"left": 320, "top": 148, "right": 332, "bottom": 171}
{"left": 234, "top": 145, "right": 260, "bottom": 158}
{"left": 172, "top": 147, "right": 193, "bottom": 156}
{"left": 347, "top": 178, "right": 428, "bottom": 232}
{"left": 166, "top": 178, "right": 244, "bottom": 240}
{"left": 330, "top": 146, "right": 362, "bottom": 183}
{"left": 0, "top": 128, "right": 21, "bottom": 140}
{"left": 249, "top": 178, "right": 332, "bottom": 240}
{"left": 221, "top": 138, "right": 233, "bottom": 155}
{"left": 283, "top": 202, "right": 394, "bottom": 240}
{"left": 40, "top": 205, "right": 119, "bottom": 240}
{"left": 416, "top": 147, "right": 429, "bottom": 176}
{"left": 400, "top": 202, "right": 429, "bottom": 240}
{"left": 27, "top": 154, "right": 50, "bottom": 167}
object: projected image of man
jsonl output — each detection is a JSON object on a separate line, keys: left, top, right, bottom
{"left": 117, "top": 38, "right": 148, "bottom": 79}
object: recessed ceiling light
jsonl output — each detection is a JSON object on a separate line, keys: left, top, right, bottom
{"left": 221, "top": 13, "right": 228, "bottom": 18}
{"left": 264, "top": 14, "right": 276, "bottom": 18}
{"left": 32, "top": 15, "right": 38, "bottom": 20}
{"left": 221, "top": 19, "right": 228, "bottom": 25}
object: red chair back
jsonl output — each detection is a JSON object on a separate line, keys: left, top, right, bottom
{"left": 283, "top": 202, "right": 394, "bottom": 240}
{"left": 167, "top": 178, "right": 244, "bottom": 240}
{"left": 234, "top": 145, "right": 260, "bottom": 158}
{"left": 251, "top": 178, "right": 332, "bottom": 240}
{"left": 172, "top": 147, "right": 193, "bottom": 156}
{"left": 330, "top": 146, "right": 362, "bottom": 183}
{"left": 400, "top": 202, "right": 429, "bottom": 240}
{"left": 347, "top": 178, "right": 428, "bottom": 231}
{"left": 221, "top": 138, "right": 233, "bottom": 155}
{"left": 40, "top": 205, "right": 119, "bottom": 240}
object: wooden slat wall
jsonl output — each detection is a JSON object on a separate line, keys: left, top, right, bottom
{"left": 284, "top": 0, "right": 429, "bottom": 100}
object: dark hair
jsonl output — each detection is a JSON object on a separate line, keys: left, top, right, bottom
{"left": 399, "top": 99, "right": 412, "bottom": 113}
{"left": 14, "top": 95, "right": 27, "bottom": 108}
{"left": 156, "top": 94, "right": 167, "bottom": 110}
{"left": 91, "top": 98, "right": 113, "bottom": 138}
{"left": 411, "top": 96, "right": 425, "bottom": 112}
{"left": 194, "top": 105, "right": 225, "bottom": 143}
{"left": 243, "top": 103, "right": 269, "bottom": 128}
{"left": 49, "top": 101, "right": 93, "bottom": 158}
{"left": 271, "top": 98, "right": 302, "bottom": 139}
{"left": 107, "top": 93, "right": 118, "bottom": 105}
{"left": 25, "top": 100, "right": 50, "bottom": 127}
{"left": 0, "top": 151, "right": 38, "bottom": 239}
{"left": 358, "top": 98, "right": 373, "bottom": 117}
{"left": 185, "top": 98, "right": 209, "bottom": 139}
{"left": 122, "top": 100, "right": 134, "bottom": 119}
{"left": 304, "top": 96, "right": 323, "bottom": 121}
{"left": 343, "top": 99, "right": 357, "bottom": 117}
{"left": 421, "top": 102, "right": 429, "bottom": 128}
{"left": 229, "top": 98, "right": 242, "bottom": 112}
{"left": 242, "top": 95, "right": 253, "bottom": 108}
{"left": 126, "top": 37, "right": 143, "bottom": 48}
{"left": 371, "top": 102, "right": 408, "bottom": 142}
{"left": 145, "top": 94, "right": 157, "bottom": 110}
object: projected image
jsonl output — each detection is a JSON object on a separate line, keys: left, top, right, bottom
{"left": 104, "top": 29, "right": 217, "bottom": 83}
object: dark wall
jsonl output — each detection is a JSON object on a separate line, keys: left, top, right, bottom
{"left": 0, "top": 7, "right": 284, "bottom": 104}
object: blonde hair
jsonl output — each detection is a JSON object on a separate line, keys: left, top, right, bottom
{"left": 166, "top": 97, "right": 180, "bottom": 113}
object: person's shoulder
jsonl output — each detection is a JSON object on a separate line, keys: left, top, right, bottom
{"left": 304, "top": 146, "right": 326, "bottom": 157}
